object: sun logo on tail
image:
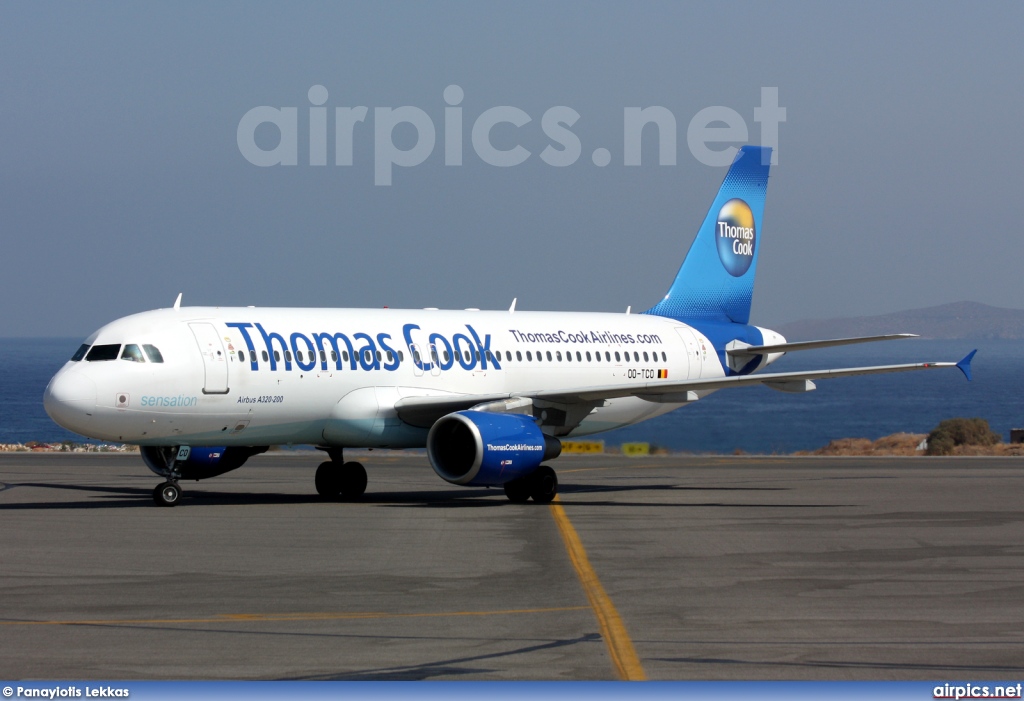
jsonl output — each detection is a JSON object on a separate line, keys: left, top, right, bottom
{"left": 715, "top": 198, "right": 756, "bottom": 277}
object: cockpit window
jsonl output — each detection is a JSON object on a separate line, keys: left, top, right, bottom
{"left": 86, "top": 344, "right": 122, "bottom": 361}
{"left": 71, "top": 344, "right": 90, "bottom": 362}
{"left": 121, "top": 344, "right": 146, "bottom": 363}
{"left": 143, "top": 344, "right": 164, "bottom": 363}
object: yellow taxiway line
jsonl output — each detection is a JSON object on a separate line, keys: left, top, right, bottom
{"left": 549, "top": 495, "right": 647, "bottom": 681}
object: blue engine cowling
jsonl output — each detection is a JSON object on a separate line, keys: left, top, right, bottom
{"left": 427, "top": 411, "right": 561, "bottom": 486}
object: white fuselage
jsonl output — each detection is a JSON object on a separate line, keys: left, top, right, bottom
{"left": 44, "top": 306, "right": 783, "bottom": 448}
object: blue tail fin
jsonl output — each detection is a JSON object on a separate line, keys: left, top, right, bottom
{"left": 644, "top": 145, "right": 771, "bottom": 324}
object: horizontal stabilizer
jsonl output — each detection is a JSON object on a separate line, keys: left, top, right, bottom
{"left": 727, "top": 333, "right": 918, "bottom": 358}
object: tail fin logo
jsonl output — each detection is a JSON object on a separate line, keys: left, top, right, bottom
{"left": 716, "top": 198, "right": 756, "bottom": 277}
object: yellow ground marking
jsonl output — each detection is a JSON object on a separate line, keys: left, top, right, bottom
{"left": 549, "top": 496, "right": 646, "bottom": 681}
{"left": 0, "top": 605, "right": 588, "bottom": 627}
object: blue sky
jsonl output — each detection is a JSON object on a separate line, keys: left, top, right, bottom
{"left": 2, "top": 2, "right": 1022, "bottom": 336}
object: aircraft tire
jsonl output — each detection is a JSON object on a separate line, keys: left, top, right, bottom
{"left": 339, "top": 461, "right": 367, "bottom": 501}
{"left": 315, "top": 461, "right": 342, "bottom": 498}
{"left": 154, "top": 481, "right": 181, "bottom": 507}
{"left": 529, "top": 465, "right": 558, "bottom": 504}
{"left": 503, "top": 478, "right": 531, "bottom": 503}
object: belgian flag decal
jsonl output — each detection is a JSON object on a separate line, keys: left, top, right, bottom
{"left": 657, "top": 369, "right": 669, "bottom": 379}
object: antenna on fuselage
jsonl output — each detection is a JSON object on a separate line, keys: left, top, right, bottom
{"left": 626, "top": 305, "right": 631, "bottom": 314}
{"left": 173, "top": 293, "right": 182, "bottom": 311}
{"left": 509, "top": 298, "right": 517, "bottom": 313}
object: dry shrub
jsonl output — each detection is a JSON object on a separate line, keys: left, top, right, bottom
{"left": 925, "top": 418, "right": 1001, "bottom": 456}
{"left": 811, "top": 433, "right": 926, "bottom": 456}
{"left": 814, "top": 438, "right": 874, "bottom": 456}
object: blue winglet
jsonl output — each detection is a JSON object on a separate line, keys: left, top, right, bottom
{"left": 956, "top": 349, "right": 977, "bottom": 381}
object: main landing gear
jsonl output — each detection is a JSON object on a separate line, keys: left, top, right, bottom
{"left": 503, "top": 465, "right": 558, "bottom": 504}
{"left": 315, "top": 450, "right": 367, "bottom": 501}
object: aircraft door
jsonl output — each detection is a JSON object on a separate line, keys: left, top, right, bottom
{"left": 189, "top": 322, "right": 230, "bottom": 394}
{"left": 409, "top": 344, "right": 425, "bottom": 377}
{"left": 674, "top": 327, "right": 701, "bottom": 379}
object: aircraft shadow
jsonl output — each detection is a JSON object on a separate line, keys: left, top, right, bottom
{"left": 0, "top": 480, "right": 842, "bottom": 511}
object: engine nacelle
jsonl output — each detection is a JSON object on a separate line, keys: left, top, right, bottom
{"left": 427, "top": 411, "right": 561, "bottom": 486}
{"left": 141, "top": 445, "right": 268, "bottom": 481}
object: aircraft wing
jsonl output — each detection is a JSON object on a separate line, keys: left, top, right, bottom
{"left": 531, "top": 350, "right": 975, "bottom": 404}
{"left": 727, "top": 333, "right": 919, "bottom": 358}
{"left": 394, "top": 351, "right": 976, "bottom": 427}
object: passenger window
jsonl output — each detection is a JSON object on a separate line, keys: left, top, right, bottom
{"left": 605, "top": 352, "right": 611, "bottom": 361}
{"left": 274, "top": 351, "right": 281, "bottom": 362}
{"left": 343, "top": 351, "right": 349, "bottom": 362}
{"left": 262, "top": 351, "right": 269, "bottom": 362}
{"left": 431, "top": 349, "right": 439, "bottom": 363}
{"left": 443, "top": 351, "right": 450, "bottom": 362}
{"left": 662, "top": 351, "right": 667, "bottom": 362}
{"left": 296, "top": 351, "right": 303, "bottom": 362}
{"left": 643, "top": 351, "right": 649, "bottom": 362}
{"left": 516, "top": 351, "right": 522, "bottom": 361}
{"left": 121, "top": 344, "right": 146, "bottom": 363}
{"left": 398, "top": 350, "right": 404, "bottom": 362}
{"left": 250, "top": 350, "right": 257, "bottom": 363}
{"left": 464, "top": 351, "right": 471, "bottom": 363}
{"left": 557, "top": 351, "right": 563, "bottom": 362}
{"left": 614, "top": 352, "right": 621, "bottom": 362}
{"left": 331, "top": 351, "right": 337, "bottom": 362}
{"left": 546, "top": 351, "right": 552, "bottom": 361}
{"left": 364, "top": 350, "right": 372, "bottom": 364}
{"left": 71, "top": 344, "right": 89, "bottom": 362}
{"left": 86, "top": 344, "right": 121, "bottom": 361}
{"left": 238, "top": 351, "right": 245, "bottom": 363}
{"left": 526, "top": 351, "right": 532, "bottom": 361}
{"left": 285, "top": 351, "right": 292, "bottom": 363}
{"left": 506, "top": 351, "right": 512, "bottom": 361}
{"left": 586, "top": 351, "right": 592, "bottom": 362}
{"left": 413, "top": 350, "right": 421, "bottom": 364}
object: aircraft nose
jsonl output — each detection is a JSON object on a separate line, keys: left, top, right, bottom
{"left": 44, "top": 369, "right": 98, "bottom": 433}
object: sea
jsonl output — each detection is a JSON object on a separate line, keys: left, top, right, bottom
{"left": 2, "top": 337, "right": 1020, "bottom": 454}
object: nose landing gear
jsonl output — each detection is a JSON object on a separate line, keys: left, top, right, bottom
{"left": 154, "top": 480, "right": 182, "bottom": 506}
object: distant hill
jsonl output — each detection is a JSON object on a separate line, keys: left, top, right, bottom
{"left": 777, "top": 301, "right": 1024, "bottom": 340}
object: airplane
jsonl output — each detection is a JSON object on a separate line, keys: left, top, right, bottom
{"left": 43, "top": 145, "right": 975, "bottom": 507}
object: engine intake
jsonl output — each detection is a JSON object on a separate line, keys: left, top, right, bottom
{"left": 427, "top": 411, "right": 561, "bottom": 486}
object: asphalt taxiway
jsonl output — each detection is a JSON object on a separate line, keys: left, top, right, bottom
{"left": 1, "top": 452, "right": 1023, "bottom": 680}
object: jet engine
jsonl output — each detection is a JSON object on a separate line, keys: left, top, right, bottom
{"left": 427, "top": 410, "right": 561, "bottom": 486}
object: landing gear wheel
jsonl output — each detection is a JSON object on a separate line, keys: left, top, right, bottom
{"left": 339, "top": 461, "right": 367, "bottom": 501}
{"left": 503, "top": 477, "right": 531, "bottom": 503}
{"left": 153, "top": 481, "right": 181, "bottom": 507}
{"left": 315, "top": 461, "right": 342, "bottom": 499}
{"left": 529, "top": 465, "right": 558, "bottom": 503}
